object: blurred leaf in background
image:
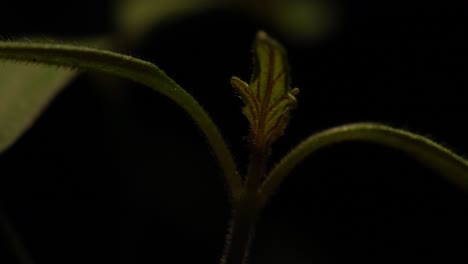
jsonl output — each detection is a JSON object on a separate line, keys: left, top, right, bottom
{"left": 114, "top": 0, "right": 337, "bottom": 44}
{"left": 113, "top": 0, "right": 220, "bottom": 44}
{"left": 236, "top": 0, "right": 337, "bottom": 42}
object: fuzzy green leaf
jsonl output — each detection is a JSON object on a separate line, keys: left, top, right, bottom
{"left": 232, "top": 31, "right": 299, "bottom": 151}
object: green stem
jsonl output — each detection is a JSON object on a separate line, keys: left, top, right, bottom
{"left": 259, "top": 122, "right": 468, "bottom": 207}
{"left": 221, "top": 192, "right": 259, "bottom": 264}
{"left": 245, "top": 146, "right": 268, "bottom": 193}
{"left": 0, "top": 42, "right": 243, "bottom": 201}
{"left": 221, "top": 143, "right": 269, "bottom": 263}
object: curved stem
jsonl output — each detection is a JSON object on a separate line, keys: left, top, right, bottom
{"left": 258, "top": 123, "right": 468, "bottom": 207}
{"left": 0, "top": 42, "right": 242, "bottom": 201}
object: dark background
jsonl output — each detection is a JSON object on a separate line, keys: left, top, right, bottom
{"left": 0, "top": 1, "right": 468, "bottom": 263}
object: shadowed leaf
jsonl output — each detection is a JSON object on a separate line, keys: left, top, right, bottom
{"left": 0, "top": 62, "right": 76, "bottom": 154}
{"left": 0, "top": 38, "right": 111, "bottom": 155}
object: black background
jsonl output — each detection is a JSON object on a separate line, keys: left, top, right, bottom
{"left": 0, "top": 1, "right": 468, "bottom": 263}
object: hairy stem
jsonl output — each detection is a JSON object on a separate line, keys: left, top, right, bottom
{"left": 0, "top": 42, "right": 242, "bottom": 201}
{"left": 259, "top": 123, "right": 468, "bottom": 207}
{"left": 221, "top": 144, "right": 269, "bottom": 263}
{"left": 221, "top": 192, "right": 259, "bottom": 264}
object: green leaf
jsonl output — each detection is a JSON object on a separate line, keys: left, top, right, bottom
{"left": 0, "top": 61, "right": 76, "bottom": 153}
{"left": 232, "top": 31, "right": 299, "bottom": 152}
{"left": 0, "top": 41, "right": 243, "bottom": 201}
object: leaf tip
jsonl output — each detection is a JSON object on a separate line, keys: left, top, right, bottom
{"left": 233, "top": 31, "right": 298, "bottom": 152}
